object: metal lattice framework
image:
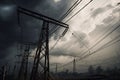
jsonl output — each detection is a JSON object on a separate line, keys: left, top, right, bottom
{"left": 17, "top": 7, "right": 69, "bottom": 80}
{"left": 18, "top": 43, "right": 31, "bottom": 80}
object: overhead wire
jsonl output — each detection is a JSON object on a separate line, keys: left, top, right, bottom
{"left": 49, "top": 36, "right": 62, "bottom": 51}
{"left": 50, "top": 0, "right": 93, "bottom": 35}
{"left": 56, "top": 24, "right": 120, "bottom": 70}
{"left": 50, "top": 0, "right": 120, "bottom": 70}
{"left": 55, "top": 18, "right": 120, "bottom": 70}
{"left": 49, "top": 0, "right": 120, "bottom": 72}
{"left": 50, "top": 0, "right": 93, "bottom": 51}
{"left": 72, "top": 8, "right": 120, "bottom": 65}
{"left": 57, "top": 35, "right": 120, "bottom": 70}
{"left": 64, "top": 0, "right": 93, "bottom": 49}
{"left": 59, "top": 0, "right": 82, "bottom": 21}
{"left": 72, "top": 32, "right": 89, "bottom": 50}
{"left": 15, "top": 0, "right": 95, "bottom": 75}
{"left": 49, "top": 0, "right": 83, "bottom": 34}
{"left": 50, "top": 0, "right": 92, "bottom": 33}
{"left": 66, "top": 0, "right": 109, "bottom": 53}
{"left": 65, "top": 0, "right": 93, "bottom": 23}
{"left": 49, "top": 0, "right": 95, "bottom": 69}
{"left": 58, "top": 55, "right": 120, "bottom": 71}
{"left": 73, "top": 37, "right": 120, "bottom": 68}
{"left": 65, "top": 0, "right": 110, "bottom": 50}
{"left": 78, "top": 23, "right": 120, "bottom": 58}
{"left": 90, "top": 3, "right": 119, "bottom": 43}
{"left": 49, "top": 0, "right": 84, "bottom": 51}
{"left": 78, "top": 55, "right": 120, "bottom": 68}
{"left": 50, "top": 0, "right": 119, "bottom": 72}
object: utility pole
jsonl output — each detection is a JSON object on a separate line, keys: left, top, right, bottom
{"left": 17, "top": 7, "right": 69, "bottom": 80}
{"left": 73, "top": 58, "right": 76, "bottom": 73}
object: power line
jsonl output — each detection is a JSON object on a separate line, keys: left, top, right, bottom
{"left": 50, "top": 25, "right": 120, "bottom": 71}
{"left": 50, "top": 1, "right": 120, "bottom": 70}
{"left": 65, "top": 0, "right": 93, "bottom": 23}
{"left": 63, "top": 23, "right": 120, "bottom": 68}
{"left": 60, "top": 0, "right": 82, "bottom": 20}
{"left": 49, "top": 0, "right": 93, "bottom": 51}
{"left": 50, "top": 0, "right": 93, "bottom": 35}
{"left": 72, "top": 32, "right": 89, "bottom": 49}
{"left": 64, "top": 0, "right": 109, "bottom": 51}
{"left": 93, "top": 38, "right": 120, "bottom": 55}
{"left": 64, "top": 0, "right": 93, "bottom": 49}
{"left": 76, "top": 31, "right": 120, "bottom": 63}
{"left": 64, "top": 0, "right": 110, "bottom": 51}
{"left": 79, "top": 23, "right": 120, "bottom": 58}
{"left": 79, "top": 55, "right": 120, "bottom": 67}
{"left": 56, "top": 24, "right": 120, "bottom": 70}
{"left": 50, "top": 36, "right": 62, "bottom": 51}
{"left": 50, "top": 0, "right": 83, "bottom": 34}
{"left": 73, "top": 16, "right": 120, "bottom": 63}
{"left": 49, "top": 0, "right": 84, "bottom": 51}
{"left": 57, "top": 36, "right": 120, "bottom": 70}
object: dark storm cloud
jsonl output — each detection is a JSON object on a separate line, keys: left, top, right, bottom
{"left": 89, "top": 3, "right": 120, "bottom": 38}
{"left": 0, "top": 7, "right": 18, "bottom": 59}
{"left": 16, "top": 0, "right": 43, "bottom": 8}
{"left": 102, "top": 16, "right": 115, "bottom": 24}
{"left": 0, "top": 0, "right": 71, "bottom": 64}
{"left": 35, "top": 0, "right": 70, "bottom": 19}
{"left": 0, "top": 0, "right": 44, "bottom": 60}
{"left": 50, "top": 48, "right": 69, "bottom": 56}
{"left": 91, "top": 4, "right": 114, "bottom": 18}
{"left": 91, "top": 8, "right": 105, "bottom": 18}
{"left": 50, "top": 31, "right": 89, "bottom": 57}
{"left": 50, "top": 48, "right": 78, "bottom": 58}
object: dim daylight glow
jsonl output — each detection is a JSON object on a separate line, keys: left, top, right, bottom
{"left": 0, "top": 5, "right": 15, "bottom": 11}
{"left": 2, "top": 6, "right": 12, "bottom": 11}
{"left": 54, "top": 0, "right": 61, "bottom": 3}
{"left": 0, "top": 5, "right": 15, "bottom": 20}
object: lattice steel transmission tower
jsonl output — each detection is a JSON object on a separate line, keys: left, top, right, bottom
{"left": 17, "top": 43, "right": 31, "bottom": 80}
{"left": 17, "top": 7, "right": 69, "bottom": 80}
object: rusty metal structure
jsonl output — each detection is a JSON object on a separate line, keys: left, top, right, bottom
{"left": 17, "top": 43, "right": 33, "bottom": 80}
{"left": 17, "top": 7, "right": 69, "bottom": 80}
